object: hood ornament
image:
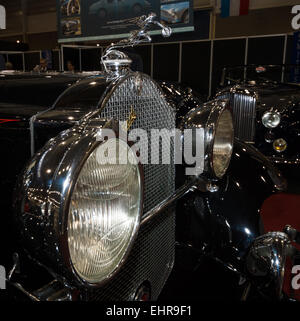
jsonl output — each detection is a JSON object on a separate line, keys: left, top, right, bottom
{"left": 101, "top": 13, "right": 172, "bottom": 79}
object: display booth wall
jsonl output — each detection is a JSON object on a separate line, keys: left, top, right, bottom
{"left": 0, "top": 33, "right": 295, "bottom": 98}
{"left": 56, "top": 33, "right": 298, "bottom": 97}
{"left": 0, "top": 49, "right": 61, "bottom": 72}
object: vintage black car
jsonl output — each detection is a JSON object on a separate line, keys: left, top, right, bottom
{"left": 215, "top": 65, "right": 300, "bottom": 182}
{"left": 0, "top": 15, "right": 299, "bottom": 302}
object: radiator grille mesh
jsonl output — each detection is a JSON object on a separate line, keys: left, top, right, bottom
{"left": 100, "top": 73, "right": 176, "bottom": 216}
{"left": 84, "top": 209, "right": 175, "bottom": 301}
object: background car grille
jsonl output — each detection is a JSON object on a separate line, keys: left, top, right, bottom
{"left": 100, "top": 73, "right": 176, "bottom": 216}
{"left": 218, "top": 92, "right": 256, "bottom": 142}
{"left": 83, "top": 209, "right": 175, "bottom": 301}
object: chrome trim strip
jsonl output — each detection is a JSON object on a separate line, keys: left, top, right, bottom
{"left": 141, "top": 177, "right": 209, "bottom": 226}
{"left": 8, "top": 281, "right": 40, "bottom": 301}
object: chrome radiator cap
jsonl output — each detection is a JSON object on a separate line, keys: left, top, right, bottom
{"left": 102, "top": 50, "right": 132, "bottom": 79}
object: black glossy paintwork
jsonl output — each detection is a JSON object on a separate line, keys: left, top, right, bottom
{"left": 53, "top": 76, "right": 109, "bottom": 110}
{"left": 0, "top": 72, "right": 84, "bottom": 108}
{"left": 176, "top": 139, "right": 285, "bottom": 273}
{"left": 159, "top": 81, "right": 207, "bottom": 126}
{"left": 33, "top": 77, "right": 110, "bottom": 153}
{"left": 253, "top": 83, "right": 300, "bottom": 161}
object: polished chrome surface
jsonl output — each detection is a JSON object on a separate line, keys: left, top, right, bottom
{"left": 7, "top": 253, "right": 20, "bottom": 281}
{"left": 217, "top": 86, "right": 257, "bottom": 143}
{"left": 8, "top": 282, "right": 40, "bottom": 301}
{"left": 183, "top": 99, "right": 234, "bottom": 179}
{"left": 101, "top": 50, "right": 133, "bottom": 80}
{"left": 246, "top": 232, "right": 291, "bottom": 299}
{"left": 141, "top": 177, "right": 209, "bottom": 226}
{"left": 68, "top": 138, "right": 142, "bottom": 284}
{"left": 16, "top": 70, "right": 177, "bottom": 290}
{"left": 284, "top": 225, "right": 299, "bottom": 242}
{"left": 103, "top": 13, "right": 171, "bottom": 55}
{"left": 262, "top": 111, "right": 281, "bottom": 129}
{"left": 283, "top": 225, "right": 300, "bottom": 246}
{"left": 16, "top": 119, "right": 145, "bottom": 287}
{"left": 101, "top": 13, "right": 171, "bottom": 78}
{"left": 32, "top": 280, "right": 73, "bottom": 301}
{"left": 99, "top": 73, "right": 176, "bottom": 215}
{"left": 212, "top": 108, "right": 234, "bottom": 178}
{"left": 8, "top": 279, "right": 73, "bottom": 301}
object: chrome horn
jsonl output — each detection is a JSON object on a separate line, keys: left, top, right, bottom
{"left": 101, "top": 13, "right": 172, "bottom": 77}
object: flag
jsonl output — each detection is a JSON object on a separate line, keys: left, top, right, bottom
{"left": 221, "top": 0, "right": 249, "bottom": 18}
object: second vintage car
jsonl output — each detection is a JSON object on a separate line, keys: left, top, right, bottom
{"left": 216, "top": 65, "right": 300, "bottom": 182}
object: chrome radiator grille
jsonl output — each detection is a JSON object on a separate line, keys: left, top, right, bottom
{"left": 100, "top": 73, "right": 176, "bottom": 216}
{"left": 219, "top": 92, "right": 256, "bottom": 142}
{"left": 84, "top": 209, "right": 175, "bottom": 301}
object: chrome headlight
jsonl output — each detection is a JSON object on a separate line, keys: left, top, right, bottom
{"left": 68, "top": 139, "right": 142, "bottom": 284}
{"left": 15, "top": 120, "right": 143, "bottom": 286}
{"left": 183, "top": 99, "right": 234, "bottom": 179}
{"left": 262, "top": 111, "right": 281, "bottom": 129}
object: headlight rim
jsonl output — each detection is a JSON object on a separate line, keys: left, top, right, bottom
{"left": 211, "top": 108, "right": 234, "bottom": 179}
{"left": 60, "top": 136, "right": 144, "bottom": 288}
{"left": 206, "top": 101, "right": 234, "bottom": 179}
{"left": 183, "top": 99, "right": 234, "bottom": 180}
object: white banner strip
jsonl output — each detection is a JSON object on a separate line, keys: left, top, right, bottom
{"left": 230, "top": 0, "right": 241, "bottom": 16}
{"left": 0, "top": 5, "right": 6, "bottom": 30}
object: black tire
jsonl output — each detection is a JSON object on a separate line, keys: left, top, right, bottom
{"left": 133, "top": 4, "right": 142, "bottom": 16}
{"left": 181, "top": 10, "right": 189, "bottom": 24}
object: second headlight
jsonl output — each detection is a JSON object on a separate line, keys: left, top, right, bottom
{"left": 212, "top": 108, "right": 234, "bottom": 178}
{"left": 183, "top": 99, "right": 234, "bottom": 179}
{"left": 262, "top": 111, "right": 281, "bottom": 129}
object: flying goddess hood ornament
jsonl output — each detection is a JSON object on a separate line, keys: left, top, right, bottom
{"left": 101, "top": 13, "right": 172, "bottom": 78}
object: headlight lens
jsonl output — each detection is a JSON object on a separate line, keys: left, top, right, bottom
{"left": 212, "top": 109, "right": 234, "bottom": 178}
{"left": 68, "top": 138, "right": 142, "bottom": 284}
{"left": 262, "top": 111, "right": 281, "bottom": 129}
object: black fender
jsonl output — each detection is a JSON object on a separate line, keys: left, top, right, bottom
{"left": 176, "top": 139, "right": 286, "bottom": 272}
{"left": 158, "top": 81, "right": 207, "bottom": 126}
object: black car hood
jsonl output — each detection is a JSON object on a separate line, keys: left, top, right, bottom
{"left": 0, "top": 73, "right": 106, "bottom": 125}
{"left": 0, "top": 103, "right": 48, "bottom": 120}
{"left": 0, "top": 74, "right": 83, "bottom": 106}
{"left": 254, "top": 82, "right": 300, "bottom": 113}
